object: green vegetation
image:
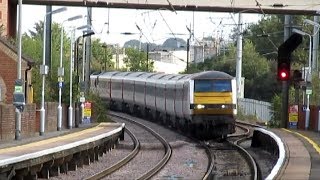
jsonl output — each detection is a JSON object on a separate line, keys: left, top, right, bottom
{"left": 123, "top": 48, "right": 154, "bottom": 72}
{"left": 86, "top": 92, "right": 110, "bottom": 122}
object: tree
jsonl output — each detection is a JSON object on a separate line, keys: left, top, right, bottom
{"left": 91, "top": 40, "right": 114, "bottom": 72}
{"left": 22, "top": 21, "right": 72, "bottom": 104}
{"left": 123, "top": 48, "right": 154, "bottom": 72}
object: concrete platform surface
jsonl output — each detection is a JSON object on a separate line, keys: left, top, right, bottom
{"left": 271, "top": 128, "right": 320, "bottom": 180}
{"left": 0, "top": 122, "right": 124, "bottom": 168}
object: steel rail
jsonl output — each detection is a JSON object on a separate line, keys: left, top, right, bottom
{"left": 199, "top": 141, "right": 214, "bottom": 180}
{"left": 229, "top": 122, "right": 260, "bottom": 180}
{"left": 231, "top": 141, "right": 259, "bottom": 180}
{"left": 85, "top": 125, "right": 140, "bottom": 180}
{"left": 109, "top": 112, "right": 172, "bottom": 180}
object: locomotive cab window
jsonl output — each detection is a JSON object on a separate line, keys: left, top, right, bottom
{"left": 194, "top": 80, "right": 231, "bottom": 92}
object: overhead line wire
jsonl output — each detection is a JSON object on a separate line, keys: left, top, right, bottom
{"left": 158, "top": 10, "right": 177, "bottom": 40}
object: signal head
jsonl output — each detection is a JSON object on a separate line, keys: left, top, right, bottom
{"left": 277, "top": 62, "right": 290, "bottom": 81}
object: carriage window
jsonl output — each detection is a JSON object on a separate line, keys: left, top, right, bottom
{"left": 194, "top": 80, "right": 231, "bottom": 92}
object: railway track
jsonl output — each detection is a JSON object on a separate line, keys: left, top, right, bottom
{"left": 86, "top": 111, "right": 172, "bottom": 179}
{"left": 204, "top": 122, "right": 260, "bottom": 179}
{"left": 85, "top": 127, "right": 140, "bottom": 180}
{"left": 87, "top": 111, "right": 215, "bottom": 180}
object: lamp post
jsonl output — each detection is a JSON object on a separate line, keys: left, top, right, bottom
{"left": 15, "top": 0, "right": 23, "bottom": 140}
{"left": 68, "top": 25, "right": 92, "bottom": 129}
{"left": 40, "top": 7, "right": 67, "bottom": 136}
{"left": 303, "top": 18, "right": 320, "bottom": 131}
{"left": 292, "top": 28, "right": 312, "bottom": 130}
{"left": 57, "top": 15, "right": 82, "bottom": 131}
{"left": 74, "top": 30, "right": 95, "bottom": 128}
{"left": 303, "top": 19, "right": 320, "bottom": 71}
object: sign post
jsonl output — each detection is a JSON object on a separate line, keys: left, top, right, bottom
{"left": 289, "top": 105, "right": 298, "bottom": 128}
{"left": 83, "top": 102, "right": 92, "bottom": 124}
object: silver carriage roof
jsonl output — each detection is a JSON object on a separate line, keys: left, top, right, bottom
{"left": 189, "top": 71, "right": 233, "bottom": 80}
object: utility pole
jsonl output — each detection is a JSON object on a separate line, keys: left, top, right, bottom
{"left": 116, "top": 45, "right": 119, "bottom": 70}
{"left": 85, "top": 7, "right": 92, "bottom": 95}
{"left": 186, "top": 38, "right": 190, "bottom": 72}
{"left": 186, "top": 24, "right": 192, "bottom": 73}
{"left": 147, "top": 43, "right": 149, "bottom": 71}
{"left": 236, "top": 13, "right": 243, "bottom": 99}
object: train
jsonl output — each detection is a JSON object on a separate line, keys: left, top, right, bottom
{"left": 90, "top": 70, "right": 237, "bottom": 139}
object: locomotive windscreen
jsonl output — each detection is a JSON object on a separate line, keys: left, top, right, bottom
{"left": 194, "top": 79, "right": 232, "bottom": 92}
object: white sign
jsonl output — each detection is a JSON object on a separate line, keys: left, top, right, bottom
{"left": 306, "top": 89, "right": 312, "bottom": 95}
{"left": 80, "top": 97, "right": 85, "bottom": 103}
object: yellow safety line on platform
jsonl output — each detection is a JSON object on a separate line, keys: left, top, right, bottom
{"left": 282, "top": 128, "right": 320, "bottom": 155}
{"left": 0, "top": 124, "right": 107, "bottom": 153}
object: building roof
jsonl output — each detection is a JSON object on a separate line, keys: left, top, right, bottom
{"left": 0, "top": 36, "right": 34, "bottom": 66}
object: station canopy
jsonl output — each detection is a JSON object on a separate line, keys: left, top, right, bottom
{"left": 21, "top": 0, "right": 320, "bottom": 15}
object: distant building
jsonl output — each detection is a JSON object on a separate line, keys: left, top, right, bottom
{"left": 149, "top": 50, "right": 187, "bottom": 74}
{"left": 108, "top": 36, "right": 219, "bottom": 74}
{"left": 191, "top": 36, "right": 219, "bottom": 63}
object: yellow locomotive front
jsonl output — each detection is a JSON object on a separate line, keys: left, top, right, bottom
{"left": 188, "top": 73, "right": 237, "bottom": 139}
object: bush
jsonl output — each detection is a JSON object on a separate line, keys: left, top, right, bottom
{"left": 269, "top": 94, "right": 281, "bottom": 128}
{"left": 87, "top": 91, "right": 111, "bottom": 123}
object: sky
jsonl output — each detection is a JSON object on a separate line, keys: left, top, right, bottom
{"left": 22, "top": 5, "right": 263, "bottom": 47}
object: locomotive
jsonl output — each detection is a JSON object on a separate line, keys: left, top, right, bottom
{"left": 90, "top": 71, "right": 237, "bottom": 139}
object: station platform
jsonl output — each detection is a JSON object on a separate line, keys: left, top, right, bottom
{"left": 0, "top": 122, "right": 125, "bottom": 179}
{"left": 271, "top": 128, "right": 320, "bottom": 180}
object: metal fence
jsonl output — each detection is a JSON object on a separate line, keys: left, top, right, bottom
{"left": 237, "top": 98, "right": 272, "bottom": 122}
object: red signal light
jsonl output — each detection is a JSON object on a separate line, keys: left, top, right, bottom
{"left": 280, "top": 71, "right": 288, "bottom": 79}
{"left": 278, "top": 68, "right": 289, "bottom": 81}
{"left": 277, "top": 63, "right": 290, "bottom": 81}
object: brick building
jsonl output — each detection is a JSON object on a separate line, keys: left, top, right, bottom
{"left": 0, "top": 0, "right": 16, "bottom": 37}
{"left": 0, "top": 37, "right": 33, "bottom": 104}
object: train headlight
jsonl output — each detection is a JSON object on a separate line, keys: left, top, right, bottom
{"left": 196, "top": 104, "right": 205, "bottom": 109}
{"left": 221, "top": 105, "right": 226, "bottom": 108}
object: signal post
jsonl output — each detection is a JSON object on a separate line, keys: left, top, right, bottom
{"left": 277, "top": 33, "right": 302, "bottom": 128}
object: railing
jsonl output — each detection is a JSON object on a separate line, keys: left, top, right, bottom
{"left": 237, "top": 98, "right": 272, "bottom": 122}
